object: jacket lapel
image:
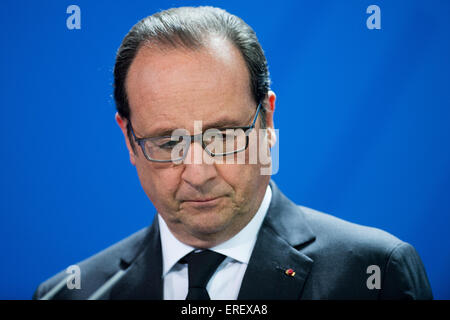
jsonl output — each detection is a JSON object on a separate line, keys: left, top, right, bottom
{"left": 109, "top": 217, "right": 163, "bottom": 300}
{"left": 238, "top": 181, "right": 316, "bottom": 300}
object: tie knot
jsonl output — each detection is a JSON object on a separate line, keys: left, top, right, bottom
{"left": 181, "top": 250, "right": 226, "bottom": 291}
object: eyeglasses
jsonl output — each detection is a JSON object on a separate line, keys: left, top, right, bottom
{"left": 128, "top": 103, "right": 262, "bottom": 163}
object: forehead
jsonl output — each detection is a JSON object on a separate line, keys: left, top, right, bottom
{"left": 125, "top": 36, "right": 255, "bottom": 134}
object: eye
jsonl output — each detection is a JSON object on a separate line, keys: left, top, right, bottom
{"left": 157, "top": 140, "right": 180, "bottom": 150}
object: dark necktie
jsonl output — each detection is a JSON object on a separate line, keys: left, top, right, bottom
{"left": 180, "top": 250, "right": 226, "bottom": 300}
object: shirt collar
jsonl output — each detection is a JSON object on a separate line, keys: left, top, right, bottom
{"left": 159, "top": 184, "right": 272, "bottom": 277}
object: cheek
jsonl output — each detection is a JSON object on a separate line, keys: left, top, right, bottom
{"left": 135, "top": 160, "right": 182, "bottom": 209}
{"left": 215, "top": 163, "right": 260, "bottom": 195}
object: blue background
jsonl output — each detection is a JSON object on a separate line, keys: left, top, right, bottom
{"left": 1, "top": 0, "right": 449, "bottom": 299}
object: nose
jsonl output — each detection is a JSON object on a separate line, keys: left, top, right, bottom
{"left": 181, "top": 141, "right": 218, "bottom": 188}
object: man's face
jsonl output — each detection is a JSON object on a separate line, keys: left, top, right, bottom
{"left": 116, "top": 37, "right": 275, "bottom": 248}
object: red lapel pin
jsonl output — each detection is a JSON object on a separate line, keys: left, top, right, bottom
{"left": 285, "top": 268, "right": 296, "bottom": 277}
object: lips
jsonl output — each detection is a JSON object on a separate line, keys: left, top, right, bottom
{"left": 183, "top": 197, "right": 220, "bottom": 203}
{"left": 180, "top": 196, "right": 226, "bottom": 208}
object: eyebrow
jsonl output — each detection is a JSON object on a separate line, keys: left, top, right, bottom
{"left": 142, "top": 117, "right": 249, "bottom": 138}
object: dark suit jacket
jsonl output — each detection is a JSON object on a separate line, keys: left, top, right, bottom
{"left": 33, "top": 181, "right": 433, "bottom": 300}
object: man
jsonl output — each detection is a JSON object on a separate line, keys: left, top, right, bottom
{"left": 33, "top": 6, "right": 432, "bottom": 300}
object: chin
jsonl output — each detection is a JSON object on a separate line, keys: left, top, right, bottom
{"left": 184, "top": 211, "right": 235, "bottom": 238}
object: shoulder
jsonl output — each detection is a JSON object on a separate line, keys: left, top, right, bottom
{"left": 33, "top": 227, "right": 148, "bottom": 300}
{"left": 299, "top": 205, "right": 404, "bottom": 253}
{"left": 296, "top": 206, "right": 432, "bottom": 299}
{"left": 297, "top": 205, "right": 408, "bottom": 279}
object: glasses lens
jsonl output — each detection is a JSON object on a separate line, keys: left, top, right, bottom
{"left": 203, "top": 128, "right": 248, "bottom": 156}
{"left": 143, "top": 135, "right": 188, "bottom": 161}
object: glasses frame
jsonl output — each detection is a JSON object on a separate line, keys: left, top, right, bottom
{"left": 128, "top": 103, "right": 262, "bottom": 163}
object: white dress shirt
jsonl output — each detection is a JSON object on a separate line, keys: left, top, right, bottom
{"left": 159, "top": 185, "right": 272, "bottom": 300}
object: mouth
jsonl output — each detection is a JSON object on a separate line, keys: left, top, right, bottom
{"left": 183, "top": 197, "right": 219, "bottom": 203}
{"left": 181, "top": 196, "right": 223, "bottom": 207}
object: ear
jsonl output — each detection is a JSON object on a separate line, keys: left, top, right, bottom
{"left": 115, "top": 112, "right": 136, "bottom": 166}
{"left": 264, "top": 90, "right": 277, "bottom": 148}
